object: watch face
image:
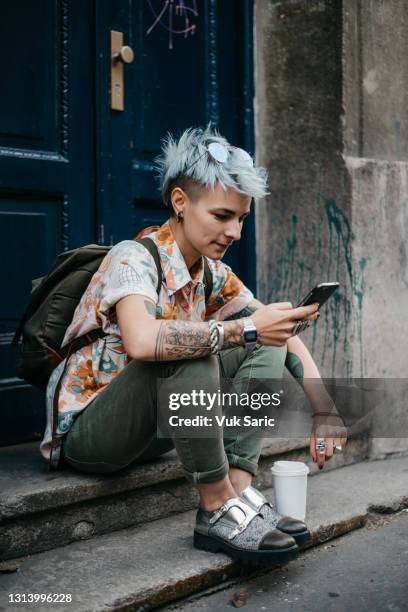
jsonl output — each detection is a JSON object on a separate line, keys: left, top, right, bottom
{"left": 244, "top": 330, "right": 258, "bottom": 343}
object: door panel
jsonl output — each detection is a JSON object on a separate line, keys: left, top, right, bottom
{"left": 0, "top": 0, "right": 96, "bottom": 445}
{"left": 0, "top": 1, "right": 57, "bottom": 150}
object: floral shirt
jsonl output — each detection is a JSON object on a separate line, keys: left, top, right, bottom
{"left": 40, "top": 220, "right": 254, "bottom": 464}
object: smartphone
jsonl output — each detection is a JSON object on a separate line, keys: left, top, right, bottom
{"left": 293, "top": 282, "right": 339, "bottom": 335}
{"left": 297, "top": 282, "right": 340, "bottom": 309}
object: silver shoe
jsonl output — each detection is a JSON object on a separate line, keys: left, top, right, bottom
{"left": 240, "top": 485, "right": 311, "bottom": 546}
{"left": 194, "top": 496, "right": 298, "bottom": 565}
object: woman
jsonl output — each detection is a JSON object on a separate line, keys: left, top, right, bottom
{"left": 41, "top": 126, "right": 347, "bottom": 565}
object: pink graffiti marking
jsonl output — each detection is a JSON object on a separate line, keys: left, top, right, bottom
{"left": 146, "top": 0, "right": 199, "bottom": 50}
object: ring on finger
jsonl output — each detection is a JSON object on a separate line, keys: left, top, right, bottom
{"left": 292, "top": 321, "right": 302, "bottom": 335}
{"left": 316, "top": 438, "right": 327, "bottom": 455}
{"left": 294, "top": 320, "right": 310, "bottom": 335}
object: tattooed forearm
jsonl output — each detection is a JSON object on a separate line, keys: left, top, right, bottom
{"left": 155, "top": 321, "right": 209, "bottom": 360}
{"left": 154, "top": 319, "right": 245, "bottom": 361}
{"left": 224, "top": 304, "right": 259, "bottom": 321}
{"left": 223, "top": 319, "right": 246, "bottom": 348}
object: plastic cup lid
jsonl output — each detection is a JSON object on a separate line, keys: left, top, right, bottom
{"left": 271, "top": 460, "right": 310, "bottom": 476}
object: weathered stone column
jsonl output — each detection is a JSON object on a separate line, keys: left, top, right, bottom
{"left": 255, "top": 0, "right": 408, "bottom": 455}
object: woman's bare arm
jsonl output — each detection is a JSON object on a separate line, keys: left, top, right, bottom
{"left": 286, "top": 335, "right": 346, "bottom": 433}
{"left": 116, "top": 295, "right": 245, "bottom": 361}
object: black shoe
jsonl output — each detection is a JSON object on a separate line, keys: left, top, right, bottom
{"left": 194, "top": 497, "right": 299, "bottom": 566}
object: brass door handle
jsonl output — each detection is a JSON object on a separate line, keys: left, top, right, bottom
{"left": 113, "top": 45, "right": 134, "bottom": 64}
{"left": 111, "top": 31, "right": 134, "bottom": 111}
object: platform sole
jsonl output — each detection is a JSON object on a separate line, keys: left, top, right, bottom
{"left": 291, "top": 529, "right": 311, "bottom": 546}
{"left": 194, "top": 531, "right": 299, "bottom": 566}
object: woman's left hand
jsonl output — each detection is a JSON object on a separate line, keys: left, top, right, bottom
{"left": 310, "top": 413, "right": 348, "bottom": 469}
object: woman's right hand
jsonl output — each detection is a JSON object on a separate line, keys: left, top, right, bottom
{"left": 251, "top": 302, "right": 319, "bottom": 347}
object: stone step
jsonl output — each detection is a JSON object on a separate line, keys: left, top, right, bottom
{"left": 0, "top": 457, "right": 407, "bottom": 612}
{"left": 0, "top": 435, "right": 369, "bottom": 561}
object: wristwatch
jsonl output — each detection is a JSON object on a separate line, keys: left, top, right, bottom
{"left": 241, "top": 317, "right": 258, "bottom": 347}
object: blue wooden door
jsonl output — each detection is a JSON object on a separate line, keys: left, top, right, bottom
{"left": 0, "top": 0, "right": 255, "bottom": 446}
{"left": 0, "top": 0, "right": 96, "bottom": 445}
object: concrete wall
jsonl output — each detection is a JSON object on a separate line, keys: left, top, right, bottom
{"left": 345, "top": 157, "right": 408, "bottom": 378}
{"left": 343, "top": 0, "right": 408, "bottom": 160}
{"left": 255, "top": 0, "right": 408, "bottom": 454}
{"left": 255, "top": 0, "right": 353, "bottom": 378}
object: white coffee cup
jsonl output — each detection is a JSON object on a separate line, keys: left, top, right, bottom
{"left": 271, "top": 460, "right": 309, "bottom": 520}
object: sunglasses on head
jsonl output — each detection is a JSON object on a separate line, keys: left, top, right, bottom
{"left": 184, "top": 142, "right": 254, "bottom": 173}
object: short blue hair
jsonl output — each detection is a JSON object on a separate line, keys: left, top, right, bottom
{"left": 155, "top": 125, "right": 269, "bottom": 208}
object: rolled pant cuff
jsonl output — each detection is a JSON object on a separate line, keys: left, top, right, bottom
{"left": 183, "top": 458, "right": 230, "bottom": 485}
{"left": 226, "top": 453, "right": 258, "bottom": 477}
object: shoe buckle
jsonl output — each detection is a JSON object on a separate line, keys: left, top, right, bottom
{"left": 229, "top": 520, "right": 248, "bottom": 540}
{"left": 240, "top": 485, "right": 268, "bottom": 512}
{"left": 209, "top": 502, "right": 229, "bottom": 526}
{"left": 227, "top": 501, "right": 259, "bottom": 540}
{"left": 208, "top": 497, "right": 259, "bottom": 540}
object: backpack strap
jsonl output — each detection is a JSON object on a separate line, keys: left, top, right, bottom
{"left": 59, "top": 328, "right": 107, "bottom": 359}
{"left": 134, "top": 236, "right": 212, "bottom": 301}
{"left": 203, "top": 259, "right": 213, "bottom": 303}
{"left": 134, "top": 237, "right": 163, "bottom": 294}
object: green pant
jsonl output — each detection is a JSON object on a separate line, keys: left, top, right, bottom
{"left": 63, "top": 343, "right": 287, "bottom": 484}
